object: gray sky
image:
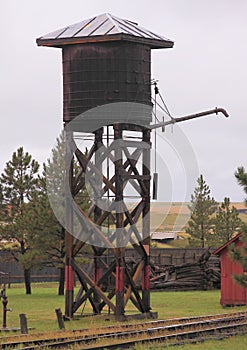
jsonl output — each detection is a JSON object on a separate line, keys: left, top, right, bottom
{"left": 1, "top": 0, "right": 247, "bottom": 203}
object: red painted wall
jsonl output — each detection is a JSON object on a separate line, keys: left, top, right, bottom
{"left": 220, "top": 240, "right": 247, "bottom": 305}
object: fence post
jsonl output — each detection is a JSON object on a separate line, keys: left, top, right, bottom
{"left": 55, "top": 308, "right": 65, "bottom": 330}
{"left": 7, "top": 273, "right": 11, "bottom": 289}
{"left": 19, "top": 313, "right": 28, "bottom": 334}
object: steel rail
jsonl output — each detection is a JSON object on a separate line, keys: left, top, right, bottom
{"left": 83, "top": 322, "right": 247, "bottom": 350}
{"left": 1, "top": 311, "right": 247, "bottom": 349}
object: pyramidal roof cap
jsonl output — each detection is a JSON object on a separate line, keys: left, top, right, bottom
{"left": 36, "top": 13, "right": 174, "bottom": 49}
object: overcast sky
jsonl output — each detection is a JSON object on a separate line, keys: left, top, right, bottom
{"left": 1, "top": 0, "right": 247, "bottom": 203}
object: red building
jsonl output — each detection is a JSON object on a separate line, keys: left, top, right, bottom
{"left": 214, "top": 233, "right": 247, "bottom": 306}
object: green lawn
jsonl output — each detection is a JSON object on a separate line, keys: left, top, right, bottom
{"left": 1, "top": 284, "right": 247, "bottom": 349}
{"left": 168, "top": 336, "right": 247, "bottom": 350}
{"left": 145, "top": 335, "right": 247, "bottom": 350}
{"left": 151, "top": 289, "right": 247, "bottom": 319}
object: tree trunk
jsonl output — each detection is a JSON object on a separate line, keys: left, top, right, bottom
{"left": 58, "top": 227, "right": 66, "bottom": 296}
{"left": 24, "top": 269, "right": 31, "bottom": 295}
{"left": 201, "top": 223, "right": 205, "bottom": 248}
{"left": 58, "top": 266, "right": 65, "bottom": 296}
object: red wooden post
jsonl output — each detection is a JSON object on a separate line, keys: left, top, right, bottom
{"left": 114, "top": 124, "right": 125, "bottom": 319}
{"left": 142, "top": 128, "right": 151, "bottom": 311}
{"left": 65, "top": 130, "right": 74, "bottom": 319}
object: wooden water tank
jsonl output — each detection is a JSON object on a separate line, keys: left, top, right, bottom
{"left": 37, "top": 13, "right": 174, "bottom": 127}
{"left": 62, "top": 41, "right": 151, "bottom": 122}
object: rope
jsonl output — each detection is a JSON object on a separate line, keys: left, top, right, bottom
{"left": 154, "top": 82, "right": 158, "bottom": 173}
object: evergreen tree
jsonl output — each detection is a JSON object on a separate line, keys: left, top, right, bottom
{"left": 25, "top": 173, "right": 66, "bottom": 295}
{"left": 186, "top": 174, "right": 218, "bottom": 248}
{"left": 235, "top": 166, "right": 247, "bottom": 206}
{"left": 229, "top": 230, "right": 247, "bottom": 288}
{"left": 229, "top": 166, "right": 247, "bottom": 287}
{"left": 22, "top": 134, "right": 69, "bottom": 296}
{"left": 0, "top": 141, "right": 92, "bottom": 296}
{"left": 209, "top": 197, "right": 243, "bottom": 247}
{"left": 0, "top": 147, "right": 40, "bottom": 294}
{"left": 38, "top": 134, "right": 92, "bottom": 295}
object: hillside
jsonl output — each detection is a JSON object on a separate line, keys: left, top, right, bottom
{"left": 149, "top": 202, "right": 247, "bottom": 248}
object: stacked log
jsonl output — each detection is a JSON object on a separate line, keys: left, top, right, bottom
{"left": 99, "top": 248, "right": 221, "bottom": 291}
{"left": 149, "top": 251, "right": 220, "bottom": 291}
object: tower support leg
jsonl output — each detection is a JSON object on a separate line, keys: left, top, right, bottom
{"left": 65, "top": 129, "right": 74, "bottom": 319}
{"left": 142, "top": 128, "right": 151, "bottom": 312}
{"left": 114, "top": 124, "right": 125, "bottom": 319}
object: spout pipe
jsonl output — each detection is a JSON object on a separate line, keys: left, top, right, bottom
{"left": 150, "top": 107, "right": 229, "bottom": 130}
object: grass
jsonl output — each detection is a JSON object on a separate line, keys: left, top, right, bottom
{"left": 2, "top": 283, "right": 247, "bottom": 333}
{"left": 144, "top": 335, "right": 247, "bottom": 350}
{"left": 3, "top": 283, "right": 67, "bottom": 332}
{"left": 166, "top": 335, "right": 247, "bottom": 350}
{"left": 0, "top": 286, "right": 247, "bottom": 350}
{"left": 148, "top": 291, "right": 247, "bottom": 349}
{"left": 150, "top": 290, "right": 247, "bottom": 319}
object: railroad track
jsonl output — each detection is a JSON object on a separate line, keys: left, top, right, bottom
{"left": 1, "top": 311, "right": 247, "bottom": 349}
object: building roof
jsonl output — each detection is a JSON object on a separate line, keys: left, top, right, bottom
{"left": 36, "top": 13, "right": 174, "bottom": 49}
{"left": 152, "top": 232, "right": 177, "bottom": 240}
{"left": 213, "top": 232, "right": 243, "bottom": 255}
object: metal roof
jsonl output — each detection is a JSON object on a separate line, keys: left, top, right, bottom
{"left": 152, "top": 232, "right": 178, "bottom": 240}
{"left": 36, "top": 13, "right": 174, "bottom": 49}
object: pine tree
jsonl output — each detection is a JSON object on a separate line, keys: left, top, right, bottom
{"left": 235, "top": 166, "right": 247, "bottom": 206}
{"left": 0, "top": 147, "right": 40, "bottom": 294}
{"left": 229, "top": 231, "right": 247, "bottom": 288}
{"left": 25, "top": 173, "right": 66, "bottom": 295}
{"left": 38, "top": 134, "right": 92, "bottom": 295}
{"left": 229, "top": 166, "right": 247, "bottom": 287}
{"left": 209, "top": 197, "right": 243, "bottom": 247}
{"left": 186, "top": 174, "right": 218, "bottom": 248}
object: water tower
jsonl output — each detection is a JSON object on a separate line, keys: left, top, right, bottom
{"left": 37, "top": 13, "right": 228, "bottom": 320}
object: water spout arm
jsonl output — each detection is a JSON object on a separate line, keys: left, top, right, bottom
{"left": 150, "top": 107, "right": 229, "bottom": 130}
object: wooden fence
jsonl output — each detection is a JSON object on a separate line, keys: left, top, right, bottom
{"left": 0, "top": 248, "right": 219, "bottom": 289}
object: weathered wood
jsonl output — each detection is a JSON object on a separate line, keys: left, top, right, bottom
{"left": 142, "top": 128, "right": 151, "bottom": 311}
{"left": 72, "top": 260, "right": 116, "bottom": 313}
{"left": 65, "top": 124, "right": 152, "bottom": 319}
{"left": 55, "top": 308, "right": 65, "bottom": 330}
{"left": 150, "top": 272, "right": 168, "bottom": 283}
{"left": 114, "top": 124, "right": 125, "bottom": 319}
{"left": 72, "top": 142, "right": 97, "bottom": 196}
{"left": 74, "top": 259, "right": 117, "bottom": 313}
{"left": 75, "top": 147, "right": 116, "bottom": 194}
{"left": 75, "top": 206, "right": 116, "bottom": 252}
{"left": 124, "top": 260, "right": 145, "bottom": 308}
{"left": 73, "top": 274, "right": 99, "bottom": 314}
{"left": 65, "top": 130, "right": 74, "bottom": 319}
{"left": 19, "top": 314, "right": 28, "bottom": 334}
{"left": 123, "top": 147, "right": 148, "bottom": 194}
{"left": 149, "top": 251, "right": 220, "bottom": 291}
{"left": 102, "top": 148, "right": 143, "bottom": 196}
